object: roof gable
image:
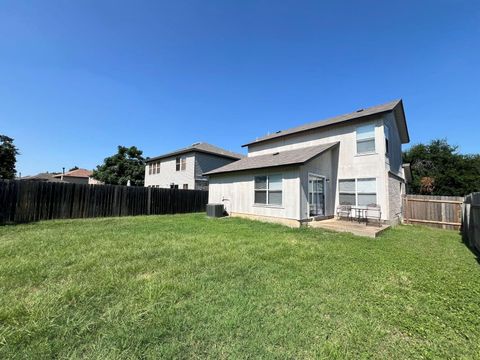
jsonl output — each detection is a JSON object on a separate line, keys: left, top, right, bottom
{"left": 147, "top": 142, "right": 244, "bottom": 163}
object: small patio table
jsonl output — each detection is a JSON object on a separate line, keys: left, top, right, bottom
{"left": 351, "top": 206, "right": 367, "bottom": 223}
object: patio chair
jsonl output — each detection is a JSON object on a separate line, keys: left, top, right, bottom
{"left": 336, "top": 205, "right": 352, "bottom": 221}
{"left": 365, "top": 204, "right": 382, "bottom": 227}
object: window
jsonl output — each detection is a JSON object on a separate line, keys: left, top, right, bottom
{"left": 149, "top": 162, "right": 160, "bottom": 175}
{"left": 384, "top": 125, "right": 390, "bottom": 154}
{"left": 183, "top": 184, "right": 188, "bottom": 190}
{"left": 176, "top": 156, "right": 186, "bottom": 171}
{"left": 356, "top": 124, "right": 375, "bottom": 154}
{"left": 357, "top": 178, "right": 377, "bottom": 206}
{"left": 254, "top": 176, "right": 267, "bottom": 204}
{"left": 254, "top": 174, "right": 283, "bottom": 206}
{"left": 339, "top": 179, "right": 356, "bottom": 205}
{"left": 339, "top": 178, "right": 377, "bottom": 207}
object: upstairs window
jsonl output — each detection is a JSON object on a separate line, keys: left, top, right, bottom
{"left": 149, "top": 162, "right": 160, "bottom": 175}
{"left": 254, "top": 174, "right": 283, "bottom": 206}
{"left": 356, "top": 124, "right": 376, "bottom": 154}
{"left": 176, "top": 156, "right": 186, "bottom": 171}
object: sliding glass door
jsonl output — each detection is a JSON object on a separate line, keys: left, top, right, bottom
{"left": 308, "top": 174, "right": 325, "bottom": 217}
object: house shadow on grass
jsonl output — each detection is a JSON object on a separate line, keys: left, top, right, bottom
{"left": 460, "top": 229, "right": 480, "bottom": 265}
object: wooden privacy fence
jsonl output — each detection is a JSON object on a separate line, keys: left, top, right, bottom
{"left": 403, "top": 194, "right": 464, "bottom": 230}
{"left": 0, "top": 180, "right": 209, "bottom": 224}
{"left": 462, "top": 193, "right": 480, "bottom": 253}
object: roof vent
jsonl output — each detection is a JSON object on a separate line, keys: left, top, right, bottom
{"left": 273, "top": 152, "right": 280, "bottom": 156}
{"left": 356, "top": 109, "right": 364, "bottom": 112}
{"left": 191, "top": 142, "right": 201, "bottom": 146}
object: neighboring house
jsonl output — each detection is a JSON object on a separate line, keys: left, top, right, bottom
{"left": 144, "top": 142, "right": 244, "bottom": 190}
{"left": 205, "top": 100, "right": 410, "bottom": 227}
{"left": 20, "top": 173, "right": 64, "bottom": 182}
{"left": 53, "top": 168, "right": 103, "bottom": 185}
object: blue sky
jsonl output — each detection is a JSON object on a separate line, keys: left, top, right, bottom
{"left": 1, "top": 0, "right": 479, "bottom": 176}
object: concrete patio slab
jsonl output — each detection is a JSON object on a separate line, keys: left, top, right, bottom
{"left": 308, "top": 218, "right": 390, "bottom": 238}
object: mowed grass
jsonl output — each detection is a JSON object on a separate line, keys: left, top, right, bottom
{"left": 1, "top": 214, "right": 480, "bottom": 359}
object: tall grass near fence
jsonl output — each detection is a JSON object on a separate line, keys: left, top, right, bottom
{"left": 0, "top": 180, "right": 208, "bottom": 224}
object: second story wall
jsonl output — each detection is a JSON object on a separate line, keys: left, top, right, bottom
{"left": 247, "top": 116, "right": 388, "bottom": 182}
{"left": 194, "top": 152, "right": 240, "bottom": 185}
{"left": 144, "top": 153, "right": 195, "bottom": 189}
{"left": 383, "top": 112, "right": 403, "bottom": 176}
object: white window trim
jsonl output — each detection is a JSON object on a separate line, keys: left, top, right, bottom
{"left": 338, "top": 178, "right": 377, "bottom": 207}
{"left": 253, "top": 174, "right": 283, "bottom": 207}
{"left": 176, "top": 156, "right": 187, "bottom": 172}
{"left": 356, "top": 124, "right": 376, "bottom": 155}
{"left": 148, "top": 161, "right": 161, "bottom": 175}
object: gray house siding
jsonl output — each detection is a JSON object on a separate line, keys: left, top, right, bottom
{"left": 144, "top": 153, "right": 196, "bottom": 189}
{"left": 194, "top": 152, "right": 239, "bottom": 190}
{"left": 207, "top": 166, "right": 301, "bottom": 222}
{"left": 388, "top": 173, "right": 403, "bottom": 225}
{"left": 299, "top": 146, "right": 338, "bottom": 220}
{"left": 384, "top": 112, "right": 403, "bottom": 175}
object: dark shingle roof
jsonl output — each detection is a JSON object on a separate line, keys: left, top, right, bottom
{"left": 242, "top": 99, "right": 409, "bottom": 147}
{"left": 147, "top": 142, "right": 244, "bottom": 163}
{"left": 204, "top": 142, "right": 339, "bottom": 176}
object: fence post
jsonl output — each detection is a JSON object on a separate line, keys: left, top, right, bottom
{"left": 147, "top": 187, "right": 151, "bottom": 215}
{"left": 404, "top": 196, "right": 409, "bottom": 224}
{"left": 441, "top": 202, "right": 446, "bottom": 230}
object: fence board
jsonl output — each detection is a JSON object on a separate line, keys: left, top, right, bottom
{"left": 403, "top": 194, "right": 464, "bottom": 230}
{"left": 0, "top": 180, "right": 208, "bottom": 224}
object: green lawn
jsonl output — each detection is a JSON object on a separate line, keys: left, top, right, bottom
{"left": 1, "top": 214, "right": 479, "bottom": 359}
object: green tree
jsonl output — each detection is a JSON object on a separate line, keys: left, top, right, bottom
{"left": 403, "top": 139, "right": 480, "bottom": 196}
{"left": 0, "top": 135, "right": 19, "bottom": 180}
{"left": 93, "top": 146, "right": 146, "bottom": 186}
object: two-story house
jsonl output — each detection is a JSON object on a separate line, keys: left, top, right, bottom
{"left": 144, "top": 142, "right": 244, "bottom": 190}
{"left": 205, "top": 100, "right": 410, "bottom": 226}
